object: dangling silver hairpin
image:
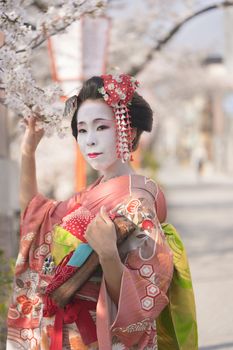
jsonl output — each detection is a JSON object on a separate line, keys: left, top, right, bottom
{"left": 63, "top": 95, "right": 78, "bottom": 119}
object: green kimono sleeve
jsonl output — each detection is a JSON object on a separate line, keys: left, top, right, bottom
{"left": 157, "top": 223, "right": 198, "bottom": 350}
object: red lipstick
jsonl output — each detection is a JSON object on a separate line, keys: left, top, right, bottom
{"left": 87, "top": 153, "right": 103, "bottom": 158}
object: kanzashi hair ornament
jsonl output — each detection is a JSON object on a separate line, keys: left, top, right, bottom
{"left": 98, "top": 74, "right": 139, "bottom": 162}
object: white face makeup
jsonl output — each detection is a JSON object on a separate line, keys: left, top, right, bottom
{"left": 77, "top": 99, "right": 118, "bottom": 172}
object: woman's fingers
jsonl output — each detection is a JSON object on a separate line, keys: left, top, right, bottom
{"left": 92, "top": 207, "right": 112, "bottom": 226}
{"left": 24, "top": 116, "right": 44, "bottom": 135}
{"left": 29, "top": 116, "right": 37, "bottom": 128}
{"left": 100, "top": 206, "right": 113, "bottom": 225}
{"left": 22, "top": 118, "right": 29, "bottom": 127}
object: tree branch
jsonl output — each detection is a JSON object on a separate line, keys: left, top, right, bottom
{"left": 16, "top": 22, "right": 72, "bottom": 53}
{"left": 31, "top": 0, "right": 48, "bottom": 12}
{"left": 16, "top": 0, "right": 97, "bottom": 53}
{"left": 128, "top": 0, "right": 233, "bottom": 76}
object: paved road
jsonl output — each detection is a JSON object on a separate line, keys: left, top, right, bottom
{"left": 161, "top": 178, "right": 233, "bottom": 349}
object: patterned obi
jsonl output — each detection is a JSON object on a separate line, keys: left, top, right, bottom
{"left": 42, "top": 203, "right": 100, "bottom": 348}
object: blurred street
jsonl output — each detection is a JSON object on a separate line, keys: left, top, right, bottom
{"left": 158, "top": 164, "right": 233, "bottom": 350}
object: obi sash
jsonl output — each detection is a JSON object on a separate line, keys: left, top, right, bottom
{"left": 43, "top": 203, "right": 98, "bottom": 348}
{"left": 43, "top": 202, "right": 116, "bottom": 348}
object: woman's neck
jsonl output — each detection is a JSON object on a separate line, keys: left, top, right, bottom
{"left": 100, "top": 159, "right": 136, "bottom": 182}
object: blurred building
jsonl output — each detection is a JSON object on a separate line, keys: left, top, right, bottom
{"left": 0, "top": 104, "right": 19, "bottom": 258}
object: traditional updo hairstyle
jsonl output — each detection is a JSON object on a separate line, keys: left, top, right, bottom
{"left": 71, "top": 76, "right": 153, "bottom": 151}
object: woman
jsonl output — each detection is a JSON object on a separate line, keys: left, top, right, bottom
{"left": 7, "top": 74, "right": 197, "bottom": 350}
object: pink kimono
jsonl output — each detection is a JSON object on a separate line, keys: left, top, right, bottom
{"left": 7, "top": 174, "right": 173, "bottom": 350}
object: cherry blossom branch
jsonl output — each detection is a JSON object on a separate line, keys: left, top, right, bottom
{"left": 129, "top": 0, "right": 233, "bottom": 76}
{"left": 16, "top": 0, "right": 104, "bottom": 53}
{"left": 0, "top": 0, "right": 107, "bottom": 136}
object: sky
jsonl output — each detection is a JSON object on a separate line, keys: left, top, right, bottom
{"left": 169, "top": 6, "right": 225, "bottom": 56}
{"left": 109, "top": 0, "right": 229, "bottom": 58}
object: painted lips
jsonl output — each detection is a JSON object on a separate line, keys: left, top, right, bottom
{"left": 87, "top": 153, "right": 103, "bottom": 158}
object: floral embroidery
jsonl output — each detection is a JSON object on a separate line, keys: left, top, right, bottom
{"left": 141, "top": 219, "right": 154, "bottom": 237}
{"left": 112, "top": 318, "right": 151, "bottom": 333}
{"left": 126, "top": 199, "right": 140, "bottom": 214}
{"left": 16, "top": 294, "right": 40, "bottom": 316}
{"left": 42, "top": 255, "right": 55, "bottom": 275}
{"left": 8, "top": 269, "right": 42, "bottom": 326}
{"left": 16, "top": 252, "right": 26, "bottom": 266}
{"left": 113, "top": 197, "right": 156, "bottom": 233}
{"left": 144, "top": 346, "right": 158, "bottom": 350}
{"left": 22, "top": 232, "right": 35, "bottom": 241}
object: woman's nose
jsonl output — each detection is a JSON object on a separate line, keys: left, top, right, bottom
{"left": 86, "top": 132, "right": 97, "bottom": 146}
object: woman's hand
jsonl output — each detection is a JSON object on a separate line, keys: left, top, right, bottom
{"left": 21, "top": 116, "right": 44, "bottom": 156}
{"left": 85, "top": 206, "right": 123, "bottom": 305}
{"left": 84, "top": 206, "right": 118, "bottom": 259}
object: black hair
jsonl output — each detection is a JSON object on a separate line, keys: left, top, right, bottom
{"left": 71, "top": 76, "right": 153, "bottom": 151}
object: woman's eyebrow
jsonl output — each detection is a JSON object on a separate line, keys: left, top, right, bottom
{"left": 78, "top": 118, "right": 112, "bottom": 125}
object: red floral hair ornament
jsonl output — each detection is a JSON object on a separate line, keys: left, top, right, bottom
{"left": 98, "top": 74, "right": 139, "bottom": 162}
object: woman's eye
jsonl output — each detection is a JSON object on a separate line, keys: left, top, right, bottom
{"left": 97, "top": 125, "right": 109, "bottom": 131}
{"left": 78, "top": 125, "right": 109, "bottom": 133}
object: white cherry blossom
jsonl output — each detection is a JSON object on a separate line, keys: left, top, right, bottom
{"left": 0, "top": 0, "right": 107, "bottom": 137}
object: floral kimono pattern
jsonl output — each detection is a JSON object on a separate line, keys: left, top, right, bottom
{"left": 7, "top": 174, "right": 174, "bottom": 350}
